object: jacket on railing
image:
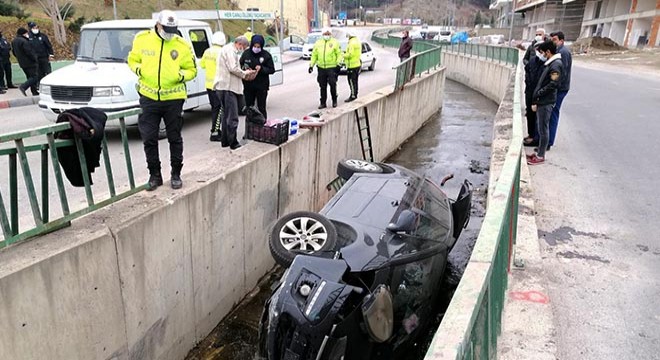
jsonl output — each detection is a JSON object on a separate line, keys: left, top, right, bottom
{"left": 55, "top": 108, "right": 107, "bottom": 187}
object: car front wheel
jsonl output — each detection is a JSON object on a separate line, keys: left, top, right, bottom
{"left": 268, "top": 211, "right": 338, "bottom": 267}
{"left": 368, "top": 59, "right": 376, "bottom": 71}
{"left": 337, "top": 159, "right": 386, "bottom": 180}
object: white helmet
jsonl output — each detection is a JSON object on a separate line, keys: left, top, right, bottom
{"left": 157, "top": 10, "right": 178, "bottom": 33}
{"left": 211, "top": 31, "right": 227, "bottom": 46}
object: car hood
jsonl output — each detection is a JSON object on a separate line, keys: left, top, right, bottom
{"left": 41, "top": 61, "right": 137, "bottom": 87}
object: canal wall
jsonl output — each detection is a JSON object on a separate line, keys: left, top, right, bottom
{"left": 0, "top": 68, "right": 446, "bottom": 360}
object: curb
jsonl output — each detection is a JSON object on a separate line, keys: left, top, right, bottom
{"left": 0, "top": 95, "right": 40, "bottom": 110}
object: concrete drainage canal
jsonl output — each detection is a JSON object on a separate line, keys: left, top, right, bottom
{"left": 185, "top": 80, "right": 498, "bottom": 360}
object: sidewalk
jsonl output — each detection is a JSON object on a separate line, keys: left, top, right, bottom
{"left": 497, "top": 159, "right": 557, "bottom": 360}
{"left": 0, "top": 52, "right": 302, "bottom": 111}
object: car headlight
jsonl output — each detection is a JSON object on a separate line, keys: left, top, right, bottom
{"left": 93, "top": 86, "right": 123, "bottom": 97}
{"left": 40, "top": 84, "right": 51, "bottom": 95}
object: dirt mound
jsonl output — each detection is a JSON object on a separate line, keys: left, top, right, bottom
{"left": 573, "top": 36, "right": 627, "bottom": 53}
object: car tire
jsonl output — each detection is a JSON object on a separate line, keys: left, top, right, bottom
{"left": 368, "top": 59, "right": 376, "bottom": 71}
{"left": 268, "top": 211, "right": 338, "bottom": 267}
{"left": 337, "top": 159, "right": 384, "bottom": 180}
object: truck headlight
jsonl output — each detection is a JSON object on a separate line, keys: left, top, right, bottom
{"left": 40, "top": 84, "right": 51, "bottom": 95}
{"left": 93, "top": 86, "right": 123, "bottom": 97}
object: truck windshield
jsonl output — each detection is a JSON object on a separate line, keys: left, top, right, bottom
{"left": 78, "top": 28, "right": 143, "bottom": 62}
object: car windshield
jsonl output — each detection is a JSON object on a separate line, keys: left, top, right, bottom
{"left": 78, "top": 28, "right": 143, "bottom": 62}
{"left": 307, "top": 34, "right": 321, "bottom": 44}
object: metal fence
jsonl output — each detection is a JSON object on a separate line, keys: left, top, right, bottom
{"left": 0, "top": 109, "right": 148, "bottom": 248}
{"left": 441, "top": 43, "right": 519, "bottom": 66}
{"left": 423, "top": 53, "right": 523, "bottom": 360}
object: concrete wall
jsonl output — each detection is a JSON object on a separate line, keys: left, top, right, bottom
{"left": 0, "top": 68, "right": 446, "bottom": 360}
{"left": 441, "top": 51, "right": 513, "bottom": 103}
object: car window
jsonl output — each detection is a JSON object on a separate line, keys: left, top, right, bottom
{"left": 365, "top": 43, "right": 371, "bottom": 52}
{"left": 188, "top": 29, "right": 209, "bottom": 58}
{"left": 78, "top": 28, "right": 143, "bottom": 61}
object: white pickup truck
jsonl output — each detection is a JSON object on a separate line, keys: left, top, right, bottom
{"left": 38, "top": 19, "right": 283, "bottom": 125}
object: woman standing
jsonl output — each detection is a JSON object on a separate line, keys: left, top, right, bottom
{"left": 239, "top": 34, "right": 275, "bottom": 119}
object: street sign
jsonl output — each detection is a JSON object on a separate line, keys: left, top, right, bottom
{"left": 218, "top": 10, "right": 274, "bottom": 20}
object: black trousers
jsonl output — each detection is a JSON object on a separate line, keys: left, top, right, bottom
{"left": 317, "top": 67, "right": 338, "bottom": 104}
{"left": 20, "top": 66, "right": 39, "bottom": 94}
{"left": 218, "top": 90, "right": 240, "bottom": 147}
{"left": 207, "top": 89, "right": 222, "bottom": 134}
{"left": 347, "top": 67, "right": 360, "bottom": 98}
{"left": 243, "top": 86, "right": 269, "bottom": 119}
{"left": 37, "top": 57, "right": 51, "bottom": 82}
{"left": 138, "top": 96, "right": 184, "bottom": 175}
{"left": 524, "top": 90, "right": 538, "bottom": 139}
{"left": 0, "top": 58, "right": 12, "bottom": 87}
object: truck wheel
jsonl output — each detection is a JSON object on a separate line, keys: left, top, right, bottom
{"left": 268, "top": 211, "right": 338, "bottom": 267}
{"left": 337, "top": 159, "right": 384, "bottom": 180}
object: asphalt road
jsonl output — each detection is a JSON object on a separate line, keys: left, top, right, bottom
{"left": 528, "top": 63, "right": 660, "bottom": 359}
{"left": 0, "top": 27, "right": 399, "bottom": 237}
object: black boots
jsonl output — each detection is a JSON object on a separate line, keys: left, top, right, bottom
{"left": 171, "top": 164, "right": 183, "bottom": 189}
{"left": 147, "top": 173, "right": 163, "bottom": 191}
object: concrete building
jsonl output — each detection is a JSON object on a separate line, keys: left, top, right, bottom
{"left": 579, "top": 0, "right": 660, "bottom": 47}
{"left": 515, "top": 0, "right": 587, "bottom": 41}
{"left": 490, "top": 0, "right": 526, "bottom": 38}
{"left": 233, "top": 0, "right": 327, "bottom": 36}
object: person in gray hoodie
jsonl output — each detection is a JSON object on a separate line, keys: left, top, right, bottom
{"left": 527, "top": 40, "right": 563, "bottom": 166}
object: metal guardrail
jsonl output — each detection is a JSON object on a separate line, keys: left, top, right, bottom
{"left": 423, "top": 52, "right": 523, "bottom": 360}
{"left": 0, "top": 109, "right": 148, "bottom": 248}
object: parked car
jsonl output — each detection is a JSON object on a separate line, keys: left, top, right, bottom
{"left": 338, "top": 41, "right": 376, "bottom": 74}
{"left": 258, "top": 159, "right": 473, "bottom": 360}
{"left": 435, "top": 30, "right": 452, "bottom": 43}
{"left": 302, "top": 31, "right": 323, "bottom": 59}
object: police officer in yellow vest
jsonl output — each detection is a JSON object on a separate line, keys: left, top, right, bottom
{"left": 244, "top": 27, "right": 253, "bottom": 42}
{"left": 343, "top": 32, "right": 361, "bottom": 102}
{"left": 128, "top": 10, "right": 197, "bottom": 190}
{"left": 201, "top": 31, "right": 226, "bottom": 142}
{"left": 309, "top": 27, "right": 342, "bottom": 109}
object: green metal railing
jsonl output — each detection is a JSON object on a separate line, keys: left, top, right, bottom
{"left": 0, "top": 109, "right": 148, "bottom": 248}
{"left": 442, "top": 43, "right": 519, "bottom": 66}
{"left": 11, "top": 61, "right": 75, "bottom": 84}
{"left": 423, "top": 53, "right": 523, "bottom": 360}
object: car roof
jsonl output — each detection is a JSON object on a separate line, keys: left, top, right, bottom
{"left": 81, "top": 19, "right": 208, "bottom": 30}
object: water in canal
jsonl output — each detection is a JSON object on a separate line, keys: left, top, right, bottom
{"left": 185, "top": 80, "right": 498, "bottom": 360}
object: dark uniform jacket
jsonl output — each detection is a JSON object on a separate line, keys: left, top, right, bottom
{"left": 28, "top": 32, "right": 54, "bottom": 59}
{"left": 524, "top": 53, "right": 544, "bottom": 96}
{"left": 532, "top": 54, "right": 563, "bottom": 106}
{"left": 0, "top": 35, "right": 11, "bottom": 60}
{"left": 240, "top": 36, "right": 275, "bottom": 90}
{"left": 11, "top": 35, "right": 37, "bottom": 69}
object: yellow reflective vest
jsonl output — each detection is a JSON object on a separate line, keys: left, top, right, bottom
{"left": 244, "top": 31, "right": 253, "bottom": 42}
{"left": 200, "top": 44, "right": 222, "bottom": 90}
{"left": 127, "top": 30, "right": 197, "bottom": 101}
{"left": 344, "top": 36, "right": 362, "bottom": 69}
{"left": 310, "top": 38, "right": 342, "bottom": 69}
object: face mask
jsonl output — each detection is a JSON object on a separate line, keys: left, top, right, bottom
{"left": 31, "top": 29, "right": 39, "bottom": 35}
{"left": 158, "top": 29, "right": 174, "bottom": 41}
{"left": 323, "top": 35, "right": 331, "bottom": 41}
{"left": 536, "top": 51, "right": 547, "bottom": 62}
{"left": 534, "top": 35, "right": 543, "bottom": 42}
{"left": 252, "top": 47, "right": 261, "bottom": 54}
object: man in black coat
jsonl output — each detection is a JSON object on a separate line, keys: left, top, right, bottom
{"left": 0, "top": 30, "right": 15, "bottom": 91}
{"left": 240, "top": 34, "right": 275, "bottom": 119}
{"left": 11, "top": 28, "right": 39, "bottom": 96}
{"left": 548, "top": 31, "right": 572, "bottom": 148}
{"left": 523, "top": 40, "right": 545, "bottom": 146}
{"left": 527, "top": 40, "right": 563, "bottom": 166}
{"left": 398, "top": 30, "right": 413, "bottom": 62}
{"left": 27, "top": 21, "right": 55, "bottom": 83}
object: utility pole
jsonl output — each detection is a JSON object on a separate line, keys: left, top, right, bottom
{"left": 113, "top": 0, "right": 117, "bottom": 19}
{"left": 508, "top": 0, "right": 516, "bottom": 43}
{"left": 280, "top": 0, "right": 285, "bottom": 52}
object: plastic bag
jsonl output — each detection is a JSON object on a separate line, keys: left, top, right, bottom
{"left": 246, "top": 106, "right": 266, "bottom": 125}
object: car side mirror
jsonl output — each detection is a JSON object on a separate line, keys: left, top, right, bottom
{"left": 386, "top": 210, "right": 416, "bottom": 233}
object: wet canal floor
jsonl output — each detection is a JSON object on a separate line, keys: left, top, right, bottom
{"left": 185, "top": 80, "right": 498, "bottom": 360}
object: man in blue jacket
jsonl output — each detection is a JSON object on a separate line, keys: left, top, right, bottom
{"left": 548, "top": 31, "right": 572, "bottom": 149}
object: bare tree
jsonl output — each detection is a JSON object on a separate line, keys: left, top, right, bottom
{"left": 36, "top": 0, "right": 74, "bottom": 46}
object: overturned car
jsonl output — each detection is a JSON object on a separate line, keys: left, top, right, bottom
{"left": 258, "top": 159, "right": 472, "bottom": 360}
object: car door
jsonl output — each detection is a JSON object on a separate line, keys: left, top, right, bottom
{"left": 361, "top": 43, "right": 373, "bottom": 70}
{"left": 184, "top": 28, "right": 211, "bottom": 109}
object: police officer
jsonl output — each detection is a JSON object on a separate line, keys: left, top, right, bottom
{"left": 0, "top": 30, "right": 15, "bottom": 91}
{"left": 244, "top": 27, "right": 253, "bottom": 42}
{"left": 240, "top": 34, "right": 275, "bottom": 119}
{"left": 343, "top": 32, "right": 361, "bottom": 102}
{"left": 201, "top": 31, "right": 227, "bottom": 142}
{"left": 127, "top": 10, "right": 197, "bottom": 190}
{"left": 27, "top": 21, "right": 54, "bottom": 83}
{"left": 12, "top": 28, "right": 39, "bottom": 97}
{"left": 309, "top": 28, "right": 342, "bottom": 109}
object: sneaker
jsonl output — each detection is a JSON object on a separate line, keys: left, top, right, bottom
{"left": 209, "top": 132, "right": 222, "bottom": 142}
{"left": 230, "top": 142, "right": 242, "bottom": 150}
{"left": 526, "top": 153, "right": 535, "bottom": 160}
{"left": 19, "top": 87, "right": 27, "bottom": 97}
{"left": 171, "top": 174, "right": 183, "bottom": 189}
{"left": 318, "top": 103, "right": 327, "bottom": 109}
{"left": 332, "top": 100, "right": 338, "bottom": 108}
{"left": 527, "top": 154, "right": 545, "bottom": 165}
{"left": 344, "top": 96, "right": 356, "bottom": 103}
{"left": 147, "top": 173, "right": 163, "bottom": 191}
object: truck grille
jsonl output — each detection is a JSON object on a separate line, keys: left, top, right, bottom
{"left": 51, "top": 86, "right": 93, "bottom": 102}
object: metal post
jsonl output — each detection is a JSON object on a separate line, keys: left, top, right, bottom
{"left": 280, "top": 0, "right": 285, "bottom": 52}
{"left": 508, "top": 0, "right": 516, "bottom": 43}
{"left": 113, "top": 0, "right": 117, "bottom": 20}
{"left": 9, "top": 154, "right": 18, "bottom": 234}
